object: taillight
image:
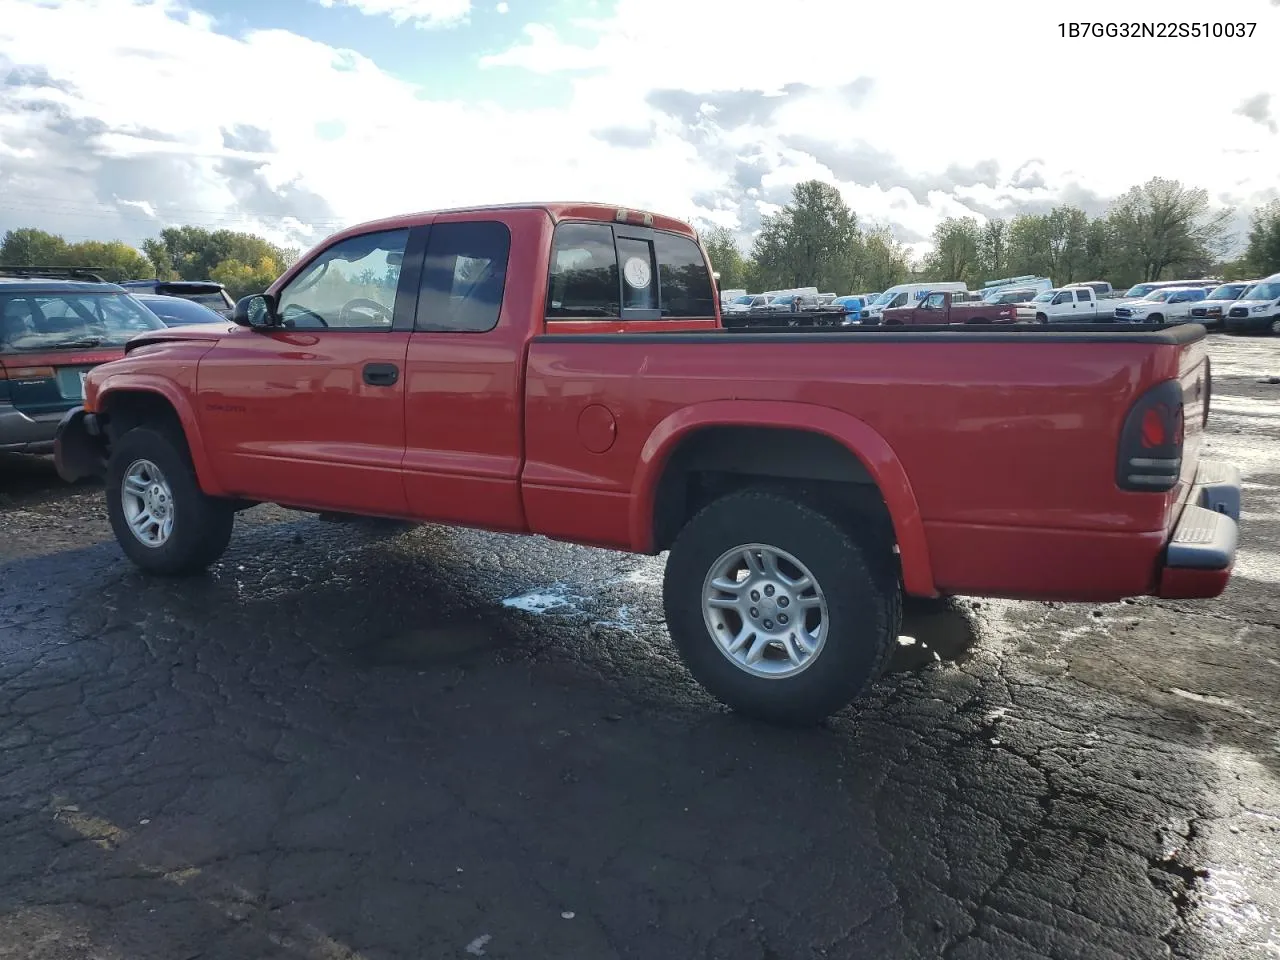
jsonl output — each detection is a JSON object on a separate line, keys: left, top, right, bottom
{"left": 1117, "top": 379, "right": 1184, "bottom": 491}
{"left": 2, "top": 365, "right": 56, "bottom": 380}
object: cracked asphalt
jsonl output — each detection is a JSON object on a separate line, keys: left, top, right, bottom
{"left": 2, "top": 335, "right": 1279, "bottom": 960}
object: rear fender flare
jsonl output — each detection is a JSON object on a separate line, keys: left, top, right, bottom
{"left": 629, "top": 400, "right": 936, "bottom": 597}
{"left": 95, "top": 374, "right": 227, "bottom": 497}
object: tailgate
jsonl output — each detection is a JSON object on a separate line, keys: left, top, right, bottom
{"left": 1174, "top": 334, "right": 1210, "bottom": 493}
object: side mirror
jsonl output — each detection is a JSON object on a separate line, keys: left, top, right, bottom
{"left": 232, "top": 294, "right": 277, "bottom": 329}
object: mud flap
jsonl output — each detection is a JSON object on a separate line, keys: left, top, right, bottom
{"left": 53, "top": 407, "right": 107, "bottom": 482}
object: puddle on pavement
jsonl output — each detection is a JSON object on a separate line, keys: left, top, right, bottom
{"left": 350, "top": 610, "right": 520, "bottom": 667}
{"left": 887, "top": 597, "right": 978, "bottom": 672}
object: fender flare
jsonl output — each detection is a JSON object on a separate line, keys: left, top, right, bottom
{"left": 628, "top": 399, "right": 936, "bottom": 597}
{"left": 94, "top": 374, "right": 228, "bottom": 497}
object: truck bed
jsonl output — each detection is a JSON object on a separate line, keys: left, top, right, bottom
{"left": 521, "top": 321, "right": 1210, "bottom": 601}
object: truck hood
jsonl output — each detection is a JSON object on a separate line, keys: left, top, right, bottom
{"left": 1229, "top": 299, "right": 1278, "bottom": 311}
{"left": 123, "top": 322, "right": 242, "bottom": 354}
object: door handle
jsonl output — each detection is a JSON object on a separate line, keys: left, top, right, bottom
{"left": 363, "top": 362, "right": 399, "bottom": 387}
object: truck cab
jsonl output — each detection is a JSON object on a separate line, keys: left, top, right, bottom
{"left": 881, "top": 290, "right": 1017, "bottom": 325}
{"left": 1019, "top": 285, "right": 1103, "bottom": 323}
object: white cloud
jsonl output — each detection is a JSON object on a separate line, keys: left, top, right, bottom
{"left": 314, "top": 0, "right": 471, "bottom": 29}
{"left": 495, "top": 1, "right": 508, "bottom": 12}
{"left": 0, "top": 0, "right": 1277, "bottom": 262}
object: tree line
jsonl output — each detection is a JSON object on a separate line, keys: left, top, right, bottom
{"left": 702, "top": 177, "right": 1280, "bottom": 295}
{"left": 0, "top": 226, "right": 298, "bottom": 300}
{"left": 7, "top": 175, "right": 1280, "bottom": 303}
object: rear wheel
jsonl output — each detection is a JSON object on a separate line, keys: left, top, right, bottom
{"left": 1271, "top": 318, "right": 1280, "bottom": 336}
{"left": 106, "top": 426, "right": 235, "bottom": 575}
{"left": 663, "top": 488, "right": 900, "bottom": 725}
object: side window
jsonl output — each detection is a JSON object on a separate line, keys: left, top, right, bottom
{"left": 616, "top": 236, "right": 657, "bottom": 311}
{"left": 1052, "top": 291, "right": 1072, "bottom": 305}
{"left": 415, "top": 220, "right": 511, "bottom": 333}
{"left": 924, "top": 292, "right": 945, "bottom": 309}
{"left": 889, "top": 292, "right": 908, "bottom": 308}
{"left": 546, "top": 222, "right": 619, "bottom": 319}
{"left": 654, "top": 232, "right": 716, "bottom": 317}
{"left": 278, "top": 228, "right": 409, "bottom": 330}
{"left": 1074, "top": 289, "right": 1092, "bottom": 302}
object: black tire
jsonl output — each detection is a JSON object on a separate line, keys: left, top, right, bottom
{"left": 1036, "top": 313, "right": 1048, "bottom": 324}
{"left": 106, "top": 426, "right": 235, "bottom": 576}
{"left": 1148, "top": 314, "right": 1163, "bottom": 324}
{"left": 662, "top": 488, "right": 901, "bottom": 725}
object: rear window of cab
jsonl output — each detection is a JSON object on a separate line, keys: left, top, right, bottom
{"left": 546, "top": 221, "right": 716, "bottom": 320}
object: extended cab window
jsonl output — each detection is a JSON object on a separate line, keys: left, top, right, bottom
{"left": 1074, "top": 289, "right": 1091, "bottom": 302}
{"left": 547, "top": 222, "right": 619, "bottom": 318}
{"left": 277, "top": 228, "right": 409, "bottom": 330}
{"left": 654, "top": 232, "right": 715, "bottom": 317}
{"left": 415, "top": 220, "right": 511, "bottom": 333}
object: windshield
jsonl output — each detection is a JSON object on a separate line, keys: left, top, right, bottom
{"left": 1124, "top": 283, "right": 1159, "bottom": 298}
{"left": 1207, "top": 284, "right": 1247, "bottom": 300}
{"left": 774, "top": 295, "right": 794, "bottom": 304}
{"left": 1145, "top": 290, "right": 1173, "bottom": 302}
{"left": 0, "top": 291, "right": 165, "bottom": 351}
{"left": 1033, "top": 291, "right": 1055, "bottom": 303}
{"left": 140, "top": 297, "right": 225, "bottom": 326}
{"left": 730, "top": 295, "right": 753, "bottom": 305}
{"left": 870, "top": 291, "right": 897, "bottom": 307}
{"left": 1242, "top": 281, "right": 1280, "bottom": 302}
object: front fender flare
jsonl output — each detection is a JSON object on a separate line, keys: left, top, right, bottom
{"left": 94, "top": 373, "right": 227, "bottom": 497}
{"left": 628, "top": 399, "right": 936, "bottom": 597}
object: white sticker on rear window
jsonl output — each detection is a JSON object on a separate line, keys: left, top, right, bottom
{"left": 623, "top": 256, "right": 651, "bottom": 289}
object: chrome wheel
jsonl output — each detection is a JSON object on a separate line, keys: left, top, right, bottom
{"left": 121, "top": 458, "right": 175, "bottom": 548}
{"left": 701, "top": 543, "right": 828, "bottom": 679}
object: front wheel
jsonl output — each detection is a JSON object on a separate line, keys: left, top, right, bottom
{"left": 106, "top": 426, "right": 235, "bottom": 575}
{"left": 663, "top": 489, "right": 900, "bottom": 725}
{"left": 1271, "top": 318, "right": 1280, "bottom": 336}
{"left": 1036, "top": 313, "right": 1048, "bottom": 324}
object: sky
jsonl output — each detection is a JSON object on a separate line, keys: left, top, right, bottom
{"left": 0, "top": 0, "right": 1278, "bottom": 265}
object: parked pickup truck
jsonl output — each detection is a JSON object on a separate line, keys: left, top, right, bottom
{"left": 54, "top": 201, "right": 1242, "bottom": 725}
{"left": 1017, "top": 285, "right": 1111, "bottom": 323}
{"left": 881, "top": 290, "right": 1017, "bottom": 325}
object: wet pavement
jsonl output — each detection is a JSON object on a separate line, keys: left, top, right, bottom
{"left": 1, "top": 335, "right": 1279, "bottom": 960}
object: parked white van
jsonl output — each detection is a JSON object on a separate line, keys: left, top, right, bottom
{"left": 864, "top": 282, "right": 967, "bottom": 321}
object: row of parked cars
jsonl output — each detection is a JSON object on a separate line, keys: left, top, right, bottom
{"left": 0, "top": 266, "right": 233, "bottom": 455}
{"left": 725, "top": 273, "right": 1280, "bottom": 334}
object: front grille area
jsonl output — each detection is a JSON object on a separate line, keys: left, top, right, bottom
{"left": 1228, "top": 306, "right": 1249, "bottom": 318}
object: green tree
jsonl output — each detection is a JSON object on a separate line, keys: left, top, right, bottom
{"left": 0, "top": 228, "right": 70, "bottom": 265}
{"left": 1244, "top": 199, "right": 1280, "bottom": 277}
{"left": 63, "top": 240, "right": 151, "bottom": 281}
{"left": 209, "top": 256, "right": 280, "bottom": 300}
{"left": 1107, "top": 177, "right": 1233, "bottom": 282}
{"left": 979, "top": 218, "right": 1009, "bottom": 279}
{"left": 751, "top": 180, "right": 860, "bottom": 291}
{"left": 923, "top": 217, "right": 983, "bottom": 283}
{"left": 853, "top": 224, "right": 909, "bottom": 292}
{"left": 699, "top": 225, "right": 747, "bottom": 290}
{"left": 150, "top": 227, "right": 291, "bottom": 282}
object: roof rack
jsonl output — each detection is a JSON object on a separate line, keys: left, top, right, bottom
{"left": 0, "top": 264, "right": 110, "bottom": 282}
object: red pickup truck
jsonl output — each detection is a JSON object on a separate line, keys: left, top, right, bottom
{"left": 53, "top": 202, "right": 1242, "bottom": 725}
{"left": 881, "top": 290, "right": 1018, "bottom": 325}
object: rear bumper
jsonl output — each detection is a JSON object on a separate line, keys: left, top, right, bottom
{"left": 52, "top": 406, "right": 108, "bottom": 482}
{"left": 1155, "top": 459, "right": 1241, "bottom": 599}
{"left": 0, "top": 401, "right": 66, "bottom": 454}
{"left": 1225, "top": 313, "right": 1277, "bottom": 333}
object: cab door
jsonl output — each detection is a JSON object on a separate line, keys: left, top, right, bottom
{"left": 197, "top": 225, "right": 425, "bottom": 516}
